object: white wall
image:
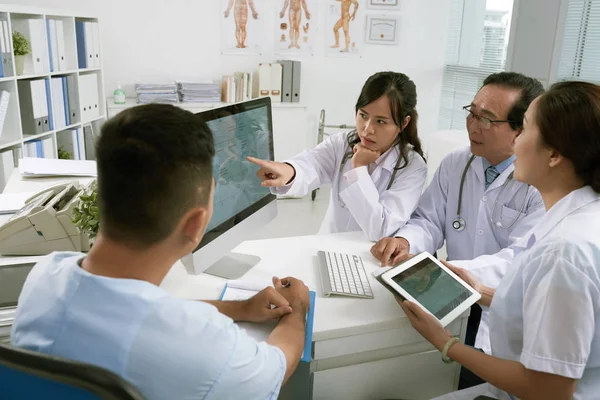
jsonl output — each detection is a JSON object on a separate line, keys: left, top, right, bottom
{"left": 15, "top": 0, "right": 452, "bottom": 158}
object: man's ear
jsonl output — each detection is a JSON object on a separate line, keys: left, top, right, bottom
{"left": 180, "top": 206, "right": 210, "bottom": 245}
{"left": 548, "top": 148, "right": 564, "bottom": 168}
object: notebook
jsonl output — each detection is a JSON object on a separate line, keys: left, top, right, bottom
{"left": 219, "top": 280, "right": 316, "bottom": 362}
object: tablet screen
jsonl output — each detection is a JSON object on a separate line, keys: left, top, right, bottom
{"left": 391, "top": 257, "right": 472, "bottom": 320}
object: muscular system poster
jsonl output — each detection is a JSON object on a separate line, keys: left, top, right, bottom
{"left": 275, "top": 0, "right": 317, "bottom": 56}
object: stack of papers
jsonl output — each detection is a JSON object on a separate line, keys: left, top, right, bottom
{"left": 135, "top": 83, "right": 178, "bottom": 104}
{"left": 19, "top": 157, "right": 97, "bottom": 178}
{"left": 177, "top": 81, "right": 221, "bottom": 103}
{"left": 0, "top": 192, "right": 36, "bottom": 214}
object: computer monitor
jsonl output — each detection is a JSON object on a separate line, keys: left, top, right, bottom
{"left": 181, "top": 97, "right": 278, "bottom": 279}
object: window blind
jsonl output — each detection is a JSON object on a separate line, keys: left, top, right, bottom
{"left": 439, "top": 0, "right": 514, "bottom": 130}
{"left": 558, "top": 0, "right": 600, "bottom": 83}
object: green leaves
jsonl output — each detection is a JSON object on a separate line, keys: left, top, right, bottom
{"left": 71, "top": 181, "right": 99, "bottom": 239}
{"left": 57, "top": 145, "right": 73, "bottom": 160}
{"left": 12, "top": 31, "right": 30, "bottom": 56}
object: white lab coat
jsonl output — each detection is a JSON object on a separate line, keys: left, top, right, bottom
{"left": 271, "top": 132, "right": 427, "bottom": 241}
{"left": 433, "top": 186, "right": 600, "bottom": 400}
{"left": 395, "top": 145, "right": 545, "bottom": 352}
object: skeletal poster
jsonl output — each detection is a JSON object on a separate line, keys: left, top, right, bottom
{"left": 325, "top": 0, "right": 362, "bottom": 57}
{"left": 221, "top": 0, "right": 264, "bottom": 55}
{"left": 275, "top": 0, "right": 318, "bottom": 56}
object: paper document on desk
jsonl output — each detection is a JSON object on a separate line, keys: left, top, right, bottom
{"left": 19, "top": 157, "right": 97, "bottom": 178}
{"left": 0, "top": 192, "right": 36, "bottom": 214}
{"left": 219, "top": 280, "right": 316, "bottom": 362}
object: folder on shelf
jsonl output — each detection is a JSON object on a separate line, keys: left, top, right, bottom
{"left": 57, "top": 129, "right": 79, "bottom": 160}
{"left": 25, "top": 140, "right": 44, "bottom": 158}
{"left": 270, "top": 63, "right": 282, "bottom": 103}
{"left": 82, "top": 124, "right": 96, "bottom": 160}
{"left": 258, "top": 63, "right": 271, "bottom": 99}
{"left": 84, "top": 22, "right": 94, "bottom": 68}
{"left": 219, "top": 280, "right": 316, "bottom": 363}
{"left": 79, "top": 74, "right": 99, "bottom": 121}
{"left": 0, "top": 90, "right": 10, "bottom": 139}
{"left": 26, "top": 19, "right": 48, "bottom": 75}
{"left": 76, "top": 128, "right": 85, "bottom": 160}
{"left": 18, "top": 80, "right": 49, "bottom": 135}
{"left": 42, "top": 137, "right": 54, "bottom": 159}
{"left": 0, "top": 150, "right": 15, "bottom": 191}
{"left": 66, "top": 75, "right": 78, "bottom": 123}
{"left": 91, "top": 22, "right": 101, "bottom": 68}
{"left": 51, "top": 77, "right": 67, "bottom": 130}
{"left": 76, "top": 20, "right": 87, "bottom": 69}
{"left": 0, "top": 22, "right": 6, "bottom": 77}
{"left": 278, "top": 60, "right": 293, "bottom": 103}
{"left": 46, "top": 19, "right": 58, "bottom": 72}
{"left": 44, "top": 79, "right": 54, "bottom": 131}
{"left": 291, "top": 61, "right": 301, "bottom": 103}
{"left": 55, "top": 20, "right": 67, "bottom": 71}
{"left": 0, "top": 19, "right": 12, "bottom": 75}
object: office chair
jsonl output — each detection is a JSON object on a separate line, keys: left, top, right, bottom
{"left": 0, "top": 343, "right": 145, "bottom": 400}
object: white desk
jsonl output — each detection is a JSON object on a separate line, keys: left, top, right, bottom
{"left": 3, "top": 172, "right": 468, "bottom": 400}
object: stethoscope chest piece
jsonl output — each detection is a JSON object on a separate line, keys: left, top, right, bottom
{"left": 452, "top": 217, "right": 466, "bottom": 231}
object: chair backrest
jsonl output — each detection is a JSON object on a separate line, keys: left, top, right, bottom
{"left": 0, "top": 343, "right": 145, "bottom": 400}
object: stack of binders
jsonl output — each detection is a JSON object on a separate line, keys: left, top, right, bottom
{"left": 178, "top": 81, "right": 221, "bottom": 103}
{"left": 75, "top": 20, "right": 101, "bottom": 69}
{"left": 257, "top": 61, "right": 301, "bottom": 104}
{"left": 17, "top": 79, "right": 52, "bottom": 135}
{"left": 135, "top": 83, "right": 178, "bottom": 104}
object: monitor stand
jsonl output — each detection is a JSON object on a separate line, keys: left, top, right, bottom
{"left": 203, "top": 252, "right": 261, "bottom": 280}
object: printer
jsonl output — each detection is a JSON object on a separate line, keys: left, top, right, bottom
{"left": 0, "top": 181, "right": 92, "bottom": 256}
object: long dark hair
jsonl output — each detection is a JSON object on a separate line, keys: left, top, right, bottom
{"left": 346, "top": 71, "right": 425, "bottom": 171}
{"left": 536, "top": 81, "right": 600, "bottom": 193}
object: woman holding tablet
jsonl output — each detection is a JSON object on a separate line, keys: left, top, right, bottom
{"left": 399, "top": 81, "right": 600, "bottom": 400}
{"left": 247, "top": 72, "right": 427, "bottom": 241}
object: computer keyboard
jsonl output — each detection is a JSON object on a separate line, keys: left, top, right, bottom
{"left": 317, "top": 251, "right": 374, "bottom": 299}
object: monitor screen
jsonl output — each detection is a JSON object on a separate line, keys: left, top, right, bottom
{"left": 391, "top": 258, "right": 472, "bottom": 320}
{"left": 194, "top": 98, "right": 276, "bottom": 251}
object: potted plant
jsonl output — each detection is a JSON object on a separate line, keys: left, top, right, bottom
{"left": 12, "top": 30, "right": 30, "bottom": 76}
{"left": 71, "top": 181, "right": 100, "bottom": 242}
{"left": 57, "top": 145, "right": 73, "bottom": 160}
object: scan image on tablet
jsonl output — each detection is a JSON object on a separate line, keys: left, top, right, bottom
{"left": 380, "top": 252, "right": 481, "bottom": 326}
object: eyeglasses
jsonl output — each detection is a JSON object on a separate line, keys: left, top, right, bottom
{"left": 463, "top": 105, "right": 516, "bottom": 130}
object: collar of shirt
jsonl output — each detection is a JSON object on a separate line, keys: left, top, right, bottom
{"left": 482, "top": 154, "right": 516, "bottom": 175}
{"left": 514, "top": 186, "right": 600, "bottom": 253}
{"left": 367, "top": 144, "right": 400, "bottom": 174}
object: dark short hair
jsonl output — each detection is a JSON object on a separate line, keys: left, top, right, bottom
{"left": 482, "top": 72, "right": 545, "bottom": 130}
{"left": 96, "top": 104, "right": 215, "bottom": 247}
{"left": 349, "top": 71, "right": 425, "bottom": 169}
{"left": 536, "top": 81, "right": 600, "bottom": 193}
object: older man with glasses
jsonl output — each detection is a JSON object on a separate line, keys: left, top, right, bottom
{"left": 370, "top": 72, "right": 546, "bottom": 389}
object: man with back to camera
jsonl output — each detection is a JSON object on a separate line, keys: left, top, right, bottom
{"left": 11, "top": 104, "right": 310, "bottom": 399}
{"left": 371, "top": 72, "right": 546, "bottom": 388}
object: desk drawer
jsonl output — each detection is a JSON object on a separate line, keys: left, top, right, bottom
{"left": 313, "top": 317, "right": 464, "bottom": 360}
{"left": 312, "top": 349, "right": 458, "bottom": 400}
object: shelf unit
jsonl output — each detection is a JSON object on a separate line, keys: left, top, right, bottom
{"left": 0, "top": 5, "right": 105, "bottom": 190}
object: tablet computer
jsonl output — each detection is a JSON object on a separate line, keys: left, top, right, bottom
{"left": 379, "top": 252, "right": 481, "bottom": 326}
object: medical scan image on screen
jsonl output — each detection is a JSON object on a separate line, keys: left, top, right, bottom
{"left": 204, "top": 107, "right": 271, "bottom": 233}
{"left": 392, "top": 258, "right": 472, "bottom": 320}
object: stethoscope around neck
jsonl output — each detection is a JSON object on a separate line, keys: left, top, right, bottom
{"left": 452, "top": 154, "right": 529, "bottom": 231}
{"left": 339, "top": 133, "right": 404, "bottom": 191}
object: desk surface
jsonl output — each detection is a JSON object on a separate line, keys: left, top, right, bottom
{"left": 3, "top": 170, "right": 411, "bottom": 343}
{"left": 162, "top": 231, "right": 411, "bottom": 342}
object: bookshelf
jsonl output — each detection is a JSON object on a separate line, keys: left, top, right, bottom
{"left": 0, "top": 5, "right": 105, "bottom": 191}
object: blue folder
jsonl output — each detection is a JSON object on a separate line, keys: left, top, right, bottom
{"left": 219, "top": 284, "right": 316, "bottom": 363}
